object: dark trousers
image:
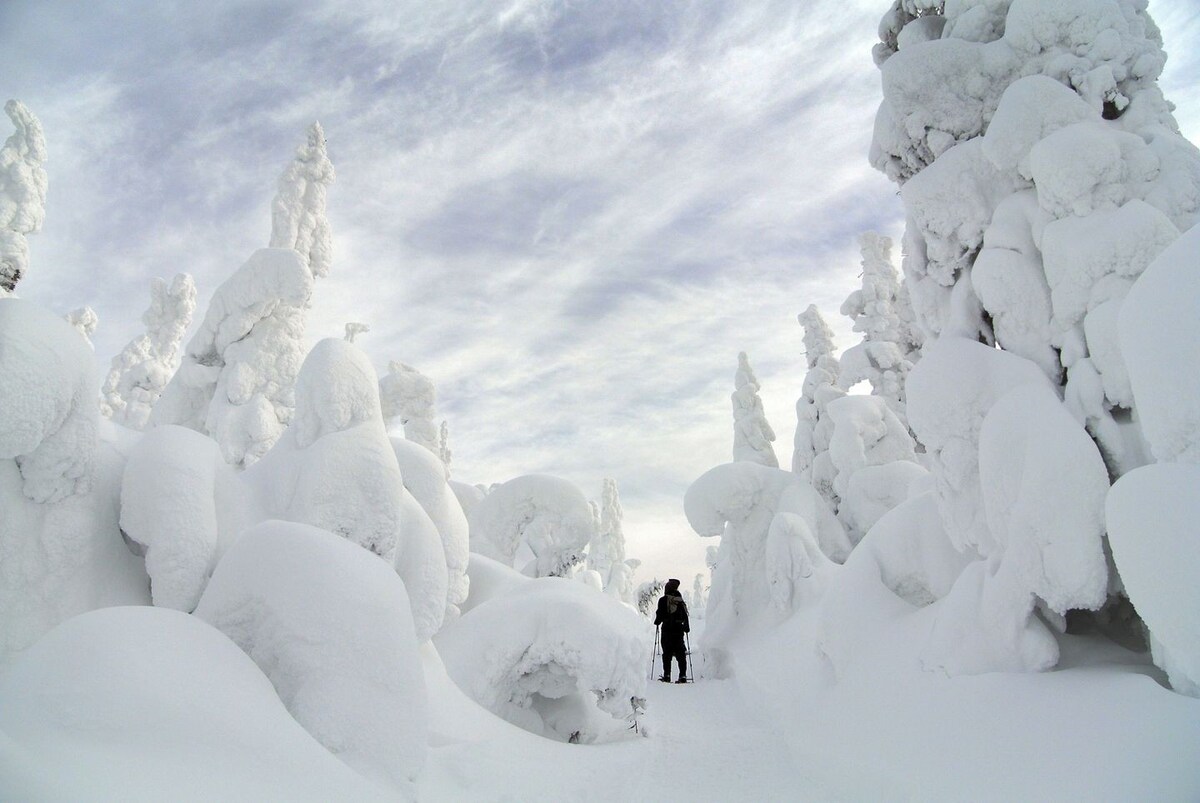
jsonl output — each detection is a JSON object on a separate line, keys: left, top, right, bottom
{"left": 661, "top": 630, "right": 687, "bottom": 679}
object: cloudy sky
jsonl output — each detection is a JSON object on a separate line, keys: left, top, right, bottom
{"left": 4, "top": 0, "right": 1199, "bottom": 584}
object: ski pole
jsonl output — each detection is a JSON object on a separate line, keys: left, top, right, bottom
{"left": 685, "top": 631, "right": 693, "bottom": 683}
{"left": 650, "top": 624, "right": 659, "bottom": 679}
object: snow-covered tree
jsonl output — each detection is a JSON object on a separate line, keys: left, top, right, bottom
{"left": 343, "top": 322, "right": 368, "bottom": 343}
{"left": 691, "top": 573, "right": 708, "bottom": 618}
{"left": 837, "top": 232, "right": 920, "bottom": 416}
{"left": 586, "top": 478, "right": 629, "bottom": 599}
{"left": 0, "top": 100, "right": 47, "bottom": 296}
{"left": 636, "top": 579, "right": 663, "bottom": 617}
{"left": 865, "top": 0, "right": 1200, "bottom": 679}
{"left": 152, "top": 249, "right": 312, "bottom": 468}
{"left": 732, "top": 351, "right": 779, "bottom": 467}
{"left": 438, "top": 420, "right": 451, "bottom": 468}
{"left": 270, "top": 121, "right": 335, "bottom": 280}
{"left": 379, "top": 361, "right": 440, "bottom": 455}
{"left": 101, "top": 273, "right": 196, "bottom": 430}
{"left": 63, "top": 306, "right": 98, "bottom": 350}
{"left": 792, "top": 305, "right": 844, "bottom": 483}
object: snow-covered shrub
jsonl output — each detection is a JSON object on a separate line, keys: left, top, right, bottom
{"left": 732, "top": 351, "right": 779, "bottom": 467}
{"left": 194, "top": 521, "right": 427, "bottom": 788}
{"left": 120, "top": 424, "right": 259, "bottom": 612}
{"left": 0, "top": 607, "right": 388, "bottom": 800}
{"left": 0, "top": 100, "right": 47, "bottom": 296}
{"left": 270, "top": 121, "right": 335, "bottom": 280}
{"left": 101, "top": 274, "right": 197, "bottom": 430}
{"left": 391, "top": 436, "right": 470, "bottom": 621}
{"left": 434, "top": 565, "right": 650, "bottom": 743}
{"left": 153, "top": 248, "right": 312, "bottom": 468}
{"left": 468, "top": 474, "right": 595, "bottom": 578}
{"left": 379, "top": 360, "right": 440, "bottom": 454}
{"left": 243, "top": 338, "right": 449, "bottom": 641}
{"left": 792, "top": 305, "right": 842, "bottom": 478}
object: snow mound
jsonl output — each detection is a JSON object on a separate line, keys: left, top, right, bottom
{"left": 924, "top": 384, "right": 1109, "bottom": 676}
{"left": 120, "top": 424, "right": 258, "bottom": 612}
{"left": 1107, "top": 463, "right": 1200, "bottom": 696}
{"left": 0, "top": 607, "right": 388, "bottom": 801}
{"left": 0, "top": 298, "right": 97, "bottom": 503}
{"left": 392, "top": 436, "right": 470, "bottom": 619}
{"left": 1119, "top": 222, "right": 1200, "bottom": 463}
{"left": 468, "top": 474, "right": 594, "bottom": 577}
{"left": 194, "top": 521, "right": 427, "bottom": 788}
{"left": 434, "top": 572, "right": 649, "bottom": 743}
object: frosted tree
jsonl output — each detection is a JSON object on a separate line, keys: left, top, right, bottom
{"left": 837, "top": 233, "right": 920, "bottom": 416}
{"left": 379, "top": 361, "right": 440, "bottom": 454}
{"left": 636, "top": 580, "right": 664, "bottom": 617}
{"left": 153, "top": 123, "right": 338, "bottom": 467}
{"left": 101, "top": 273, "right": 197, "bottom": 430}
{"left": 270, "top": 121, "right": 335, "bottom": 280}
{"left": 343, "top": 322, "right": 369, "bottom": 343}
{"left": 438, "top": 420, "right": 452, "bottom": 468}
{"left": 0, "top": 100, "right": 48, "bottom": 296}
{"left": 865, "top": 0, "right": 1200, "bottom": 678}
{"left": 152, "top": 249, "right": 312, "bottom": 468}
{"left": 732, "top": 351, "right": 779, "bottom": 467}
{"left": 63, "top": 307, "right": 98, "bottom": 349}
{"left": 691, "top": 573, "right": 708, "bottom": 618}
{"left": 792, "top": 305, "right": 843, "bottom": 483}
{"left": 586, "top": 478, "right": 628, "bottom": 598}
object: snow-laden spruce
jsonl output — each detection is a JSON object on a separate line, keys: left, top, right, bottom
{"left": 468, "top": 474, "right": 595, "bottom": 577}
{"left": 435, "top": 554, "right": 650, "bottom": 743}
{"left": 101, "top": 273, "right": 197, "bottom": 430}
{"left": 270, "top": 121, "right": 335, "bottom": 280}
{"left": 380, "top": 360, "right": 440, "bottom": 455}
{"left": 586, "top": 478, "right": 632, "bottom": 601}
{"left": 63, "top": 306, "right": 97, "bottom": 349}
{"left": 153, "top": 248, "right": 312, "bottom": 467}
{"left": 0, "top": 100, "right": 47, "bottom": 296}
{"left": 837, "top": 232, "right": 921, "bottom": 418}
{"left": 154, "top": 122, "right": 333, "bottom": 467}
{"left": 792, "top": 304, "right": 841, "bottom": 478}
{"left": 732, "top": 351, "right": 779, "bottom": 467}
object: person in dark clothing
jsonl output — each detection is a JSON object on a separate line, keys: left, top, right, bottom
{"left": 654, "top": 578, "right": 690, "bottom": 683}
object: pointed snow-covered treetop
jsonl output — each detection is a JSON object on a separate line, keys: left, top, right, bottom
{"left": 837, "top": 232, "right": 919, "bottom": 415}
{"left": 101, "top": 273, "right": 197, "bottom": 430}
{"left": 792, "top": 305, "right": 843, "bottom": 478}
{"left": 732, "top": 351, "right": 779, "bottom": 467}
{"left": 438, "top": 420, "right": 451, "bottom": 469}
{"left": 0, "top": 100, "right": 48, "bottom": 295}
{"left": 379, "top": 360, "right": 440, "bottom": 455}
{"left": 270, "top": 121, "right": 335, "bottom": 280}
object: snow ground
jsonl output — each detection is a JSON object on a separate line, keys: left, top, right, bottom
{"left": 421, "top": 640, "right": 832, "bottom": 802}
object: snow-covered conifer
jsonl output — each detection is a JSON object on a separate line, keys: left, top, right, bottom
{"left": 691, "top": 573, "right": 708, "bottom": 618}
{"left": 792, "top": 305, "right": 843, "bottom": 479}
{"left": 636, "top": 580, "right": 663, "bottom": 617}
{"left": 152, "top": 249, "right": 312, "bottom": 468}
{"left": 101, "top": 273, "right": 196, "bottom": 430}
{"left": 379, "top": 360, "right": 440, "bottom": 454}
{"left": 586, "top": 478, "right": 629, "bottom": 598}
{"left": 0, "top": 100, "right": 47, "bottom": 296}
{"left": 63, "top": 307, "right": 98, "bottom": 349}
{"left": 270, "top": 121, "right": 335, "bottom": 280}
{"left": 837, "top": 233, "right": 920, "bottom": 416}
{"left": 732, "top": 351, "right": 778, "bottom": 467}
{"left": 438, "top": 420, "right": 451, "bottom": 468}
{"left": 343, "top": 322, "right": 368, "bottom": 343}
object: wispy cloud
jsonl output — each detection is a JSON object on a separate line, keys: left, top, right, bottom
{"left": 4, "top": 0, "right": 1197, "bottom": 582}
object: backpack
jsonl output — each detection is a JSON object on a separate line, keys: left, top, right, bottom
{"left": 665, "top": 594, "right": 687, "bottom": 626}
